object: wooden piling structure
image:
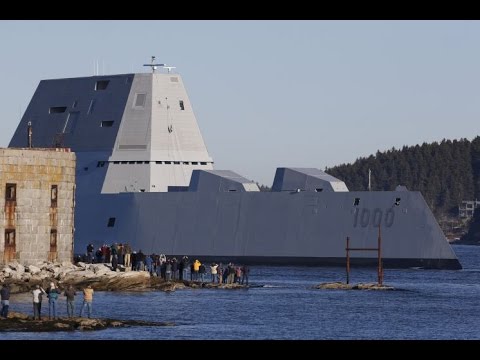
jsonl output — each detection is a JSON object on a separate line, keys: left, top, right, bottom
{"left": 345, "top": 224, "right": 384, "bottom": 286}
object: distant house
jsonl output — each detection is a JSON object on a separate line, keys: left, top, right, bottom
{"left": 0, "top": 148, "right": 76, "bottom": 265}
{"left": 458, "top": 200, "right": 480, "bottom": 218}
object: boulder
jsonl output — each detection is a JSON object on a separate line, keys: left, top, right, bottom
{"left": 8, "top": 262, "right": 25, "bottom": 274}
{"left": 26, "top": 265, "right": 41, "bottom": 275}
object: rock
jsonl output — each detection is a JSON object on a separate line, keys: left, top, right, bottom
{"left": 88, "top": 264, "right": 111, "bottom": 275}
{"left": 54, "top": 323, "right": 71, "bottom": 329}
{"left": 314, "top": 282, "right": 353, "bottom": 290}
{"left": 313, "top": 282, "right": 395, "bottom": 291}
{"left": 352, "top": 283, "right": 395, "bottom": 291}
{"left": 26, "top": 265, "right": 41, "bottom": 275}
{"left": 61, "top": 261, "right": 75, "bottom": 268}
{"left": 0, "top": 311, "right": 174, "bottom": 332}
{"left": 11, "top": 273, "right": 22, "bottom": 280}
{"left": 9, "top": 262, "right": 25, "bottom": 274}
{"left": 21, "top": 273, "right": 32, "bottom": 281}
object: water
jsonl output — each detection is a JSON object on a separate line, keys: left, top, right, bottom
{"left": 3, "top": 244, "right": 480, "bottom": 339}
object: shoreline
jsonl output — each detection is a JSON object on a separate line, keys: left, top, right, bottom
{"left": 0, "top": 311, "right": 174, "bottom": 332}
{"left": 0, "top": 261, "right": 248, "bottom": 294}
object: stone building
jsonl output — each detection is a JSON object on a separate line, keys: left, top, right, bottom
{"left": 0, "top": 148, "right": 76, "bottom": 265}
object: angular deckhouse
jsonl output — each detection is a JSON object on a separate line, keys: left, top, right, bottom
{"left": 9, "top": 68, "right": 461, "bottom": 269}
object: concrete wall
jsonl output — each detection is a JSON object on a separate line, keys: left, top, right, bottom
{"left": 0, "top": 148, "right": 76, "bottom": 265}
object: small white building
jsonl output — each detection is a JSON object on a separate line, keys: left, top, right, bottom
{"left": 458, "top": 200, "right": 480, "bottom": 218}
{"left": 0, "top": 148, "right": 76, "bottom": 265}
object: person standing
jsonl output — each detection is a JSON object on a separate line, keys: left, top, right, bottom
{"left": 32, "top": 285, "right": 46, "bottom": 320}
{"left": 87, "top": 243, "right": 94, "bottom": 263}
{"left": 210, "top": 263, "right": 218, "bottom": 283}
{"left": 0, "top": 284, "right": 10, "bottom": 319}
{"left": 80, "top": 285, "right": 94, "bottom": 318}
{"left": 46, "top": 282, "right": 60, "bottom": 319}
{"left": 64, "top": 285, "right": 76, "bottom": 318}
{"left": 241, "top": 265, "right": 250, "bottom": 285}
{"left": 124, "top": 243, "right": 132, "bottom": 268}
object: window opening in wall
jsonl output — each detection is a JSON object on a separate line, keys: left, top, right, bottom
{"left": 174, "top": 161, "right": 180, "bottom": 164}
{"left": 179, "top": 100, "right": 185, "bottom": 110}
{"left": 107, "top": 217, "right": 116, "bottom": 227}
{"left": 200, "top": 162, "right": 207, "bottom": 165}
{"left": 156, "top": 161, "right": 162, "bottom": 164}
{"left": 353, "top": 198, "right": 360, "bottom": 206}
{"left": 50, "top": 229, "right": 57, "bottom": 247}
{"left": 183, "top": 162, "right": 190, "bottom": 165}
{"left": 134, "top": 93, "right": 147, "bottom": 107}
{"left": 128, "top": 161, "right": 135, "bottom": 164}
{"left": 51, "top": 185, "right": 58, "bottom": 207}
{"left": 315, "top": 188, "right": 323, "bottom": 192}
{"left": 97, "top": 161, "right": 106, "bottom": 167}
{"left": 192, "top": 162, "right": 198, "bottom": 165}
{"left": 395, "top": 197, "right": 401, "bottom": 206}
{"left": 165, "top": 161, "right": 171, "bottom": 164}
{"left": 136, "top": 161, "right": 143, "bottom": 164}
{"left": 121, "top": 161, "right": 128, "bottom": 164}
{"left": 95, "top": 80, "right": 110, "bottom": 90}
{"left": 49, "top": 106, "right": 67, "bottom": 114}
{"left": 228, "top": 189, "right": 237, "bottom": 192}
{"left": 5, "top": 183, "right": 16, "bottom": 202}
{"left": 140, "top": 189, "right": 145, "bottom": 192}
{"left": 5, "top": 229, "right": 15, "bottom": 246}
{"left": 113, "top": 161, "right": 119, "bottom": 164}
{"left": 101, "top": 121, "right": 114, "bottom": 127}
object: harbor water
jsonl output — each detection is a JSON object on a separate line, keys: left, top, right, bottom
{"left": 3, "top": 244, "right": 480, "bottom": 340}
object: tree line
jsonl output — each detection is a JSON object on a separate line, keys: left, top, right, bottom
{"left": 325, "top": 136, "right": 480, "bottom": 217}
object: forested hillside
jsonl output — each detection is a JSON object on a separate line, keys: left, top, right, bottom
{"left": 326, "top": 137, "right": 480, "bottom": 217}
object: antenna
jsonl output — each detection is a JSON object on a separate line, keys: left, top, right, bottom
{"left": 163, "top": 65, "right": 176, "bottom": 73}
{"left": 368, "top": 169, "right": 372, "bottom": 191}
{"left": 143, "top": 56, "right": 165, "bottom": 73}
{"left": 27, "top": 121, "right": 33, "bottom": 148}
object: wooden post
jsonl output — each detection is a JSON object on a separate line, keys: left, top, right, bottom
{"left": 378, "top": 225, "right": 383, "bottom": 286}
{"left": 346, "top": 236, "right": 350, "bottom": 284}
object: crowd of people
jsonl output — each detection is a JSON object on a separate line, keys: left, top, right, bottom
{"left": 0, "top": 243, "right": 253, "bottom": 320}
{"left": 80, "top": 243, "right": 251, "bottom": 285}
{"left": 30, "top": 283, "right": 94, "bottom": 320}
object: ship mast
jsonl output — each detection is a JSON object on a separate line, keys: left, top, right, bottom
{"left": 143, "top": 56, "right": 165, "bottom": 73}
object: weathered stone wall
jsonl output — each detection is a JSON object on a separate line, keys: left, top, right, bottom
{"left": 0, "top": 148, "right": 76, "bottom": 265}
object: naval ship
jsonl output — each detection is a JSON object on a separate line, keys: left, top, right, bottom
{"left": 8, "top": 59, "right": 461, "bottom": 269}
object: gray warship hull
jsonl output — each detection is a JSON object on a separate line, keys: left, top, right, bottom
{"left": 75, "top": 187, "right": 460, "bottom": 269}
{"left": 8, "top": 71, "right": 461, "bottom": 269}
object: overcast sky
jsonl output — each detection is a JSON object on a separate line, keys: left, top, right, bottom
{"left": 1, "top": 20, "right": 479, "bottom": 186}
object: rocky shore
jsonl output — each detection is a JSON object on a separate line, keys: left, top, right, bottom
{"left": 0, "top": 261, "right": 247, "bottom": 294}
{"left": 0, "top": 311, "right": 174, "bottom": 332}
{"left": 313, "top": 282, "right": 395, "bottom": 291}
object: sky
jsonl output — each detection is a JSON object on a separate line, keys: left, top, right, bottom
{"left": 1, "top": 20, "right": 479, "bottom": 186}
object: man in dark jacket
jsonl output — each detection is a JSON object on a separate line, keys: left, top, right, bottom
{"left": 64, "top": 285, "right": 76, "bottom": 318}
{"left": 0, "top": 284, "right": 10, "bottom": 318}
